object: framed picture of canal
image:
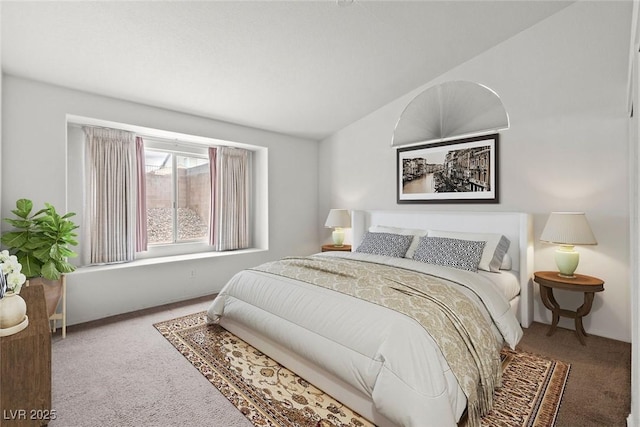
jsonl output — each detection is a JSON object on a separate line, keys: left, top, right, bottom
{"left": 397, "top": 133, "right": 499, "bottom": 204}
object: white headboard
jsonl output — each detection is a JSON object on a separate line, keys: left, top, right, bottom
{"left": 351, "top": 210, "right": 534, "bottom": 327}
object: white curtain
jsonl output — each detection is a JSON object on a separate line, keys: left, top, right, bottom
{"left": 84, "top": 127, "right": 136, "bottom": 264}
{"left": 135, "top": 137, "right": 148, "bottom": 253}
{"left": 209, "top": 146, "right": 250, "bottom": 251}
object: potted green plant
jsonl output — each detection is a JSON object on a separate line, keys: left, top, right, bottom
{"left": 1, "top": 199, "right": 79, "bottom": 317}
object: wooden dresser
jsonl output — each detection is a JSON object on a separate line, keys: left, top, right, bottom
{"left": 1, "top": 285, "right": 52, "bottom": 426}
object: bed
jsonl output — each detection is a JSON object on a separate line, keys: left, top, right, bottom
{"left": 207, "top": 210, "right": 534, "bottom": 427}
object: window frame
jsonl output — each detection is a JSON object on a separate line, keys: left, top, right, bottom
{"left": 138, "top": 139, "right": 212, "bottom": 259}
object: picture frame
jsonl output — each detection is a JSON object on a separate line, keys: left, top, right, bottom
{"left": 397, "top": 133, "right": 499, "bottom": 204}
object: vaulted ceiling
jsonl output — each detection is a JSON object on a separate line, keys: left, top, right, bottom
{"left": 1, "top": 1, "right": 573, "bottom": 140}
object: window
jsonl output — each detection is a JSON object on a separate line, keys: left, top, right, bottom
{"left": 66, "top": 115, "right": 269, "bottom": 265}
{"left": 144, "top": 149, "right": 210, "bottom": 245}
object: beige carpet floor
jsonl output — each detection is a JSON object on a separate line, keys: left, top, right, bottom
{"left": 49, "top": 295, "right": 252, "bottom": 427}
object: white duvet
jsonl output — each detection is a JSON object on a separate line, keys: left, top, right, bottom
{"left": 207, "top": 252, "right": 523, "bottom": 427}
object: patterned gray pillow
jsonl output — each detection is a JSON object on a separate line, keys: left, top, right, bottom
{"left": 413, "top": 236, "right": 486, "bottom": 272}
{"left": 355, "top": 232, "right": 414, "bottom": 258}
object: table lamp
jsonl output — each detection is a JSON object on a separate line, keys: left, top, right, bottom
{"left": 540, "top": 212, "right": 597, "bottom": 278}
{"left": 324, "top": 209, "right": 351, "bottom": 247}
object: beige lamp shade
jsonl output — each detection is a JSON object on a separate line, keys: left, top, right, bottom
{"left": 325, "top": 209, "right": 351, "bottom": 247}
{"left": 540, "top": 212, "right": 597, "bottom": 245}
{"left": 324, "top": 209, "right": 351, "bottom": 228}
{"left": 540, "top": 212, "right": 596, "bottom": 278}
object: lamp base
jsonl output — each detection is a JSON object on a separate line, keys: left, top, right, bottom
{"left": 555, "top": 245, "right": 579, "bottom": 278}
{"left": 332, "top": 228, "right": 345, "bottom": 247}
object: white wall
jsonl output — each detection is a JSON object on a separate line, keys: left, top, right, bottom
{"left": 319, "top": 1, "right": 632, "bottom": 342}
{"left": 1, "top": 75, "right": 319, "bottom": 325}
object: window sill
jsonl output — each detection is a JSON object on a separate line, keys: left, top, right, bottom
{"left": 72, "top": 248, "right": 266, "bottom": 274}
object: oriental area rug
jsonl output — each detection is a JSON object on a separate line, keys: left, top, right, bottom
{"left": 154, "top": 312, "right": 570, "bottom": 427}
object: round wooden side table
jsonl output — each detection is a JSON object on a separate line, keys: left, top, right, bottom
{"left": 533, "top": 271, "right": 604, "bottom": 345}
{"left": 321, "top": 244, "right": 352, "bottom": 252}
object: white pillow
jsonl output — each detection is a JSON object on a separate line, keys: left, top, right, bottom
{"left": 369, "top": 225, "right": 427, "bottom": 258}
{"left": 500, "top": 253, "right": 512, "bottom": 270}
{"left": 426, "top": 230, "right": 510, "bottom": 272}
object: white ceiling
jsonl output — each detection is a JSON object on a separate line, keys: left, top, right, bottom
{"left": 1, "top": 1, "right": 573, "bottom": 141}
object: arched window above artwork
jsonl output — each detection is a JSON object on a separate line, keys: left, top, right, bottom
{"left": 392, "top": 81, "right": 509, "bottom": 148}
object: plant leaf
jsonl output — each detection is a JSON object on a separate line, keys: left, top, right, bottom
{"left": 54, "top": 260, "right": 76, "bottom": 274}
{"left": 32, "top": 246, "right": 51, "bottom": 262}
{"left": 17, "top": 254, "right": 42, "bottom": 279}
{"left": 55, "top": 246, "right": 76, "bottom": 259}
{"left": 4, "top": 218, "right": 33, "bottom": 229}
{"left": 15, "top": 199, "right": 33, "bottom": 217}
{"left": 41, "top": 261, "right": 60, "bottom": 281}
{"left": 1, "top": 231, "right": 28, "bottom": 249}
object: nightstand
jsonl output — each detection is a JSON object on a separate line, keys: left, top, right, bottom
{"left": 533, "top": 271, "right": 604, "bottom": 345}
{"left": 321, "top": 244, "right": 352, "bottom": 252}
{"left": 1, "top": 284, "right": 52, "bottom": 425}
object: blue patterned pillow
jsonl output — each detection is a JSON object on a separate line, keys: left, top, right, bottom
{"left": 413, "top": 236, "right": 486, "bottom": 272}
{"left": 355, "top": 232, "right": 414, "bottom": 258}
